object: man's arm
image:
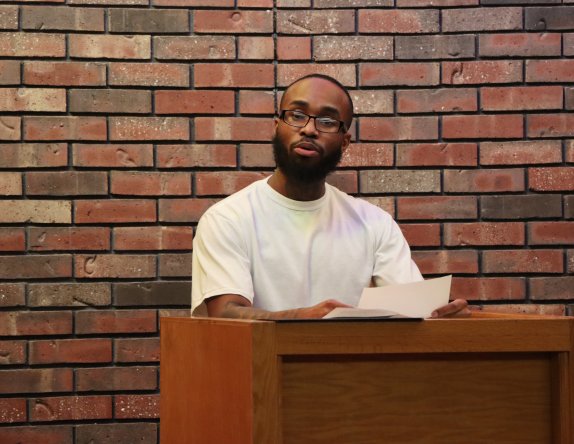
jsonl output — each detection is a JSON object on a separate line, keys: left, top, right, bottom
{"left": 206, "top": 294, "right": 351, "bottom": 320}
{"left": 431, "top": 299, "right": 471, "bottom": 318}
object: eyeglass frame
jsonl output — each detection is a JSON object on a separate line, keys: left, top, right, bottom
{"left": 278, "top": 110, "right": 347, "bottom": 134}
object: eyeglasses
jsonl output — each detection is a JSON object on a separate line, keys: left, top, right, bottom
{"left": 279, "top": 110, "right": 346, "bottom": 134}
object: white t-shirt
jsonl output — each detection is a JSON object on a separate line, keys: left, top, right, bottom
{"left": 191, "top": 178, "right": 422, "bottom": 315}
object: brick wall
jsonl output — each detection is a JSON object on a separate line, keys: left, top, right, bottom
{"left": 1, "top": 0, "right": 573, "bottom": 442}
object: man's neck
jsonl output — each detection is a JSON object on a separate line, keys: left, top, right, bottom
{"left": 267, "top": 170, "right": 326, "bottom": 201}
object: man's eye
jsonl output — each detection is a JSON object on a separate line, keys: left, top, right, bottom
{"left": 290, "top": 112, "right": 307, "bottom": 121}
{"left": 317, "top": 118, "right": 337, "bottom": 127}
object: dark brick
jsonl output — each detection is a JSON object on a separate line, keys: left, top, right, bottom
{"left": 0, "top": 283, "right": 25, "bottom": 307}
{"left": 0, "top": 311, "right": 72, "bottom": 336}
{"left": 0, "top": 255, "right": 72, "bottom": 279}
{"left": 114, "top": 338, "right": 160, "bottom": 363}
{"left": 75, "top": 366, "right": 157, "bottom": 391}
{"left": 526, "top": 6, "right": 574, "bottom": 30}
{"left": 0, "top": 426, "right": 72, "bottom": 444}
{"left": 443, "top": 7, "right": 522, "bottom": 32}
{"left": 70, "top": 89, "right": 151, "bottom": 114}
{"left": 396, "top": 35, "right": 474, "bottom": 59}
{"left": 22, "top": 6, "right": 104, "bottom": 31}
{"left": 0, "top": 340, "right": 26, "bottom": 365}
{"left": 566, "top": 88, "right": 574, "bottom": 110}
{"left": 159, "top": 254, "right": 192, "bottom": 278}
{"left": 0, "top": 369, "right": 72, "bottom": 394}
{"left": 481, "top": 194, "right": 562, "bottom": 219}
{"left": 531, "top": 277, "right": 574, "bottom": 300}
{"left": 482, "top": 0, "right": 558, "bottom": 3}
{"left": 28, "top": 283, "right": 111, "bottom": 307}
{"left": 76, "top": 423, "right": 157, "bottom": 444}
{"left": 26, "top": 172, "right": 108, "bottom": 196}
{"left": 113, "top": 281, "right": 191, "bottom": 306}
{"left": 566, "top": 195, "right": 574, "bottom": 219}
{"left": 109, "top": 8, "right": 189, "bottom": 33}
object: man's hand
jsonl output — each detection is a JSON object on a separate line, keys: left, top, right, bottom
{"left": 293, "top": 299, "right": 352, "bottom": 319}
{"left": 430, "top": 298, "right": 471, "bottom": 318}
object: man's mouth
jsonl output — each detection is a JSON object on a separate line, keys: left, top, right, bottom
{"left": 292, "top": 141, "right": 320, "bottom": 158}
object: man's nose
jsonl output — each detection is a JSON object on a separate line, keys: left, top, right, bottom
{"left": 300, "top": 117, "right": 318, "bottom": 136}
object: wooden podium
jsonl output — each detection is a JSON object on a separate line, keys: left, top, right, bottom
{"left": 160, "top": 315, "right": 574, "bottom": 444}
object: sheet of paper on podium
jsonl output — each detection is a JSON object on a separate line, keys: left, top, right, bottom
{"left": 323, "top": 275, "right": 452, "bottom": 320}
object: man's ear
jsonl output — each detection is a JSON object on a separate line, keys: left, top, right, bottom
{"left": 341, "top": 131, "right": 351, "bottom": 153}
{"left": 273, "top": 115, "right": 279, "bottom": 136}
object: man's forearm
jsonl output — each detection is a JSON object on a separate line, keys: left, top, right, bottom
{"left": 218, "top": 301, "right": 308, "bottom": 320}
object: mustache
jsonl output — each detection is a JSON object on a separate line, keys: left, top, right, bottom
{"left": 291, "top": 139, "right": 321, "bottom": 151}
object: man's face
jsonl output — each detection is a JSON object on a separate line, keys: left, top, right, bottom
{"left": 273, "top": 77, "right": 352, "bottom": 183}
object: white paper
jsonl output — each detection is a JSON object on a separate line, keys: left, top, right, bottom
{"left": 357, "top": 275, "right": 452, "bottom": 318}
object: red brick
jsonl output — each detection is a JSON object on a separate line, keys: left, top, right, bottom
{"left": 480, "top": 140, "right": 562, "bottom": 165}
{"left": 397, "top": 196, "right": 477, "bottom": 220}
{"left": 24, "top": 116, "right": 106, "bottom": 141}
{"left": 194, "top": 63, "right": 273, "bottom": 88}
{"left": 196, "top": 171, "right": 269, "bottom": 196}
{"left": 0, "top": 368, "right": 72, "bottom": 393}
{"left": 277, "top": 37, "right": 311, "bottom": 60}
{"left": 531, "top": 277, "right": 574, "bottom": 300}
{"left": 0, "top": 311, "right": 72, "bottom": 336}
{"left": 109, "top": 62, "right": 188, "bottom": 87}
{"left": 445, "top": 222, "right": 524, "bottom": 246}
{"left": 529, "top": 167, "right": 574, "bottom": 191}
{"left": 399, "top": 223, "right": 440, "bottom": 247}
{"left": 444, "top": 168, "right": 524, "bottom": 193}
{"left": 0, "top": 426, "right": 72, "bottom": 444}
{"left": 26, "top": 171, "right": 107, "bottom": 196}
{"left": 397, "top": 88, "right": 476, "bottom": 113}
{"left": 154, "top": 0, "right": 232, "bottom": 5}
{"left": 156, "top": 90, "right": 234, "bottom": 114}
{"left": 526, "top": 60, "right": 574, "bottom": 83}
{"left": 195, "top": 117, "right": 273, "bottom": 142}
{"left": 0, "top": 255, "right": 72, "bottom": 280}
{"left": 157, "top": 144, "right": 236, "bottom": 168}
{"left": 111, "top": 171, "right": 191, "bottom": 196}
{"left": 569, "top": 250, "right": 574, "bottom": 273}
{"left": 0, "top": 340, "right": 26, "bottom": 365}
{"left": 22, "top": 5, "right": 104, "bottom": 31}
{"left": 278, "top": 9, "right": 354, "bottom": 34}
{"left": 75, "top": 423, "right": 157, "bottom": 444}
{"left": 0, "top": 284, "right": 25, "bottom": 307}
{"left": 29, "top": 227, "right": 109, "bottom": 251}
{"left": 450, "top": 277, "right": 525, "bottom": 301}
{"left": 361, "top": 62, "right": 439, "bottom": 87}
{"left": 568, "top": 140, "right": 574, "bottom": 163}
{"left": 397, "top": 143, "right": 477, "bottom": 166}
{"left": 443, "top": 7, "right": 521, "bottom": 32}
{"left": 360, "top": 117, "right": 438, "bottom": 141}
{"left": 69, "top": 89, "right": 150, "bottom": 114}
{"left": 443, "top": 115, "right": 523, "bottom": 139}
{"left": 479, "top": 33, "right": 561, "bottom": 57}
{"left": 24, "top": 61, "right": 105, "bottom": 86}
{"left": 238, "top": 36, "right": 274, "bottom": 60}
{"left": 159, "top": 198, "right": 219, "bottom": 222}
{"left": 361, "top": 196, "right": 395, "bottom": 216}
{"left": 75, "top": 200, "right": 156, "bottom": 224}
{"left": 0, "top": 228, "right": 24, "bottom": 251}
{"left": 70, "top": 34, "right": 150, "bottom": 59}
{"left": 28, "top": 282, "right": 111, "bottom": 307}
{"left": 0, "top": 173, "right": 22, "bottom": 195}
{"left": 483, "top": 250, "right": 563, "bottom": 274}
{"left": 195, "top": 10, "right": 272, "bottom": 33}
{"left": 529, "top": 222, "right": 574, "bottom": 245}
{"left": 0, "top": 6, "right": 18, "bottom": 30}
{"left": 114, "top": 338, "right": 160, "bottom": 363}
{"left": 528, "top": 114, "right": 574, "bottom": 138}
{"left": 315, "top": 36, "right": 393, "bottom": 61}
{"left": 413, "top": 250, "right": 478, "bottom": 274}
{"left": 76, "top": 366, "right": 157, "bottom": 392}
{"left": 110, "top": 117, "right": 189, "bottom": 141}
{"left": 154, "top": 36, "right": 234, "bottom": 60}
{"left": 115, "top": 394, "right": 159, "bottom": 419}
{"left": 340, "top": 143, "right": 393, "bottom": 168}
{"left": 31, "top": 396, "right": 112, "bottom": 422}
{"left": 361, "top": 170, "right": 440, "bottom": 194}
{"left": 0, "top": 60, "right": 20, "bottom": 85}
{"left": 239, "top": 90, "right": 274, "bottom": 115}
{"left": 0, "top": 200, "right": 71, "bottom": 223}
{"left": 359, "top": 9, "right": 438, "bottom": 33}
{"left": 75, "top": 309, "right": 156, "bottom": 334}
{"left": 0, "top": 399, "right": 26, "bottom": 423}
{"left": 114, "top": 226, "right": 193, "bottom": 250}
{"left": 0, "top": 88, "right": 66, "bottom": 112}
{"left": 75, "top": 254, "right": 156, "bottom": 279}
{"left": 481, "top": 86, "right": 562, "bottom": 111}
{"left": 239, "top": 143, "right": 273, "bottom": 168}
{"left": 0, "top": 143, "right": 67, "bottom": 168}
{"left": 443, "top": 61, "right": 522, "bottom": 85}
{"left": 73, "top": 144, "right": 153, "bottom": 168}
{"left": 0, "top": 33, "right": 65, "bottom": 57}
{"left": 159, "top": 253, "right": 192, "bottom": 277}
{"left": 278, "top": 64, "right": 356, "bottom": 87}
{"left": 326, "top": 170, "right": 358, "bottom": 194}
{"left": 566, "top": 33, "right": 574, "bottom": 56}
{"left": 30, "top": 339, "right": 111, "bottom": 364}
{"left": 0, "top": 116, "right": 20, "bottom": 140}
{"left": 483, "top": 303, "right": 565, "bottom": 316}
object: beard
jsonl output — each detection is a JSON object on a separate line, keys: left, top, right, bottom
{"left": 272, "top": 134, "right": 342, "bottom": 183}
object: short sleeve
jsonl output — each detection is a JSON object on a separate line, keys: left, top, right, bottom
{"left": 372, "top": 214, "right": 423, "bottom": 287}
{"left": 191, "top": 210, "right": 254, "bottom": 315}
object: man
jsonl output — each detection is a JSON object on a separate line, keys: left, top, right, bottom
{"left": 191, "top": 74, "right": 469, "bottom": 319}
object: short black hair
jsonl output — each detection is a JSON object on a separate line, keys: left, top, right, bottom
{"left": 280, "top": 73, "right": 354, "bottom": 129}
